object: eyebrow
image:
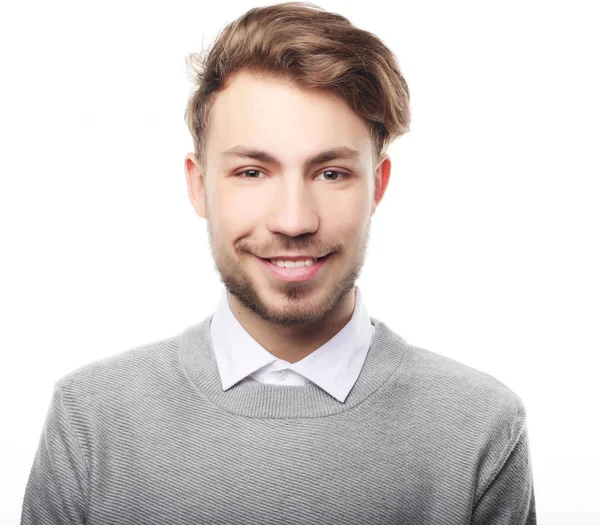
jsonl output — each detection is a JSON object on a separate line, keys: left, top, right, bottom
{"left": 221, "top": 145, "right": 361, "bottom": 171}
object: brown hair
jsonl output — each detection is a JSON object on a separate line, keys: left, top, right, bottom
{"left": 184, "top": 1, "right": 410, "bottom": 170}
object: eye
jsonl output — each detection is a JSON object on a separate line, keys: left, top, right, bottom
{"left": 236, "top": 169, "right": 266, "bottom": 179}
{"left": 234, "top": 168, "right": 349, "bottom": 181}
{"left": 315, "top": 169, "right": 349, "bottom": 181}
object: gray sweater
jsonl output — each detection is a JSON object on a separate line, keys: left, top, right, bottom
{"left": 21, "top": 315, "right": 536, "bottom": 524}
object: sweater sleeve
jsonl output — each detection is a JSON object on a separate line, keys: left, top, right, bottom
{"left": 21, "top": 381, "right": 89, "bottom": 525}
{"left": 471, "top": 416, "right": 536, "bottom": 525}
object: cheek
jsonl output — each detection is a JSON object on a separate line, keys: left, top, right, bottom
{"left": 213, "top": 185, "right": 251, "bottom": 218}
{"left": 210, "top": 186, "right": 264, "bottom": 242}
{"left": 320, "top": 190, "right": 371, "bottom": 236}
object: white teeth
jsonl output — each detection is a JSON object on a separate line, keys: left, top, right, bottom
{"left": 270, "top": 259, "right": 317, "bottom": 268}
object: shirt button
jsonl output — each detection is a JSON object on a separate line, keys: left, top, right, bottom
{"left": 272, "top": 369, "right": 288, "bottom": 381}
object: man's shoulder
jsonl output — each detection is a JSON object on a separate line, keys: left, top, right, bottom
{"left": 401, "top": 340, "right": 527, "bottom": 422}
{"left": 54, "top": 326, "right": 187, "bottom": 400}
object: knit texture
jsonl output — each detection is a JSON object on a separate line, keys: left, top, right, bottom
{"left": 21, "top": 315, "right": 536, "bottom": 524}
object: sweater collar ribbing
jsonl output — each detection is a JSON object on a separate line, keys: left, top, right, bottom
{"left": 179, "top": 314, "right": 408, "bottom": 419}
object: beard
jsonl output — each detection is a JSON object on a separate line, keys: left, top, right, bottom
{"left": 205, "top": 216, "right": 371, "bottom": 328}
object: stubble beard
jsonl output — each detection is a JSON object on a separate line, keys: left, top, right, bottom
{"left": 205, "top": 218, "right": 371, "bottom": 328}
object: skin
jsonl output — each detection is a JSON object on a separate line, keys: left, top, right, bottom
{"left": 184, "top": 70, "right": 391, "bottom": 364}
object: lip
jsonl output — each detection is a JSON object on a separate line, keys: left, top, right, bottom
{"left": 263, "top": 255, "right": 325, "bottom": 261}
{"left": 256, "top": 254, "right": 330, "bottom": 282}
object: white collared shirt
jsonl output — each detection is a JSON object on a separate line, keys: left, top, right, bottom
{"left": 209, "top": 285, "right": 375, "bottom": 403}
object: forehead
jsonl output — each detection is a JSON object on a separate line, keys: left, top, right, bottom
{"left": 205, "top": 71, "right": 373, "bottom": 164}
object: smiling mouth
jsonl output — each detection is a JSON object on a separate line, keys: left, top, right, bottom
{"left": 255, "top": 253, "right": 331, "bottom": 282}
{"left": 260, "top": 254, "right": 329, "bottom": 265}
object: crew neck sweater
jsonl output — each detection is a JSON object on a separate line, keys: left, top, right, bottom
{"left": 21, "top": 315, "right": 536, "bottom": 524}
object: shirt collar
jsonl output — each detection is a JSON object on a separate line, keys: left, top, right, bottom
{"left": 209, "top": 285, "right": 375, "bottom": 403}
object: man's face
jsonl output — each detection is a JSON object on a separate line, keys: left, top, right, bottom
{"left": 185, "top": 70, "right": 390, "bottom": 327}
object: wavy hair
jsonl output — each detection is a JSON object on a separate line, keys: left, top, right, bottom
{"left": 184, "top": 2, "right": 410, "bottom": 169}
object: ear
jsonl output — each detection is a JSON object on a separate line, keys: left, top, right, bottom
{"left": 184, "top": 153, "right": 207, "bottom": 219}
{"left": 371, "top": 155, "right": 391, "bottom": 217}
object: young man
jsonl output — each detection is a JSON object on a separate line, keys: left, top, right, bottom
{"left": 22, "top": 3, "right": 536, "bottom": 524}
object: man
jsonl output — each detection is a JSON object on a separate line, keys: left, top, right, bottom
{"left": 22, "top": 2, "right": 536, "bottom": 524}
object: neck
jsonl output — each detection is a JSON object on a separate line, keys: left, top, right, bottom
{"left": 227, "top": 287, "right": 357, "bottom": 364}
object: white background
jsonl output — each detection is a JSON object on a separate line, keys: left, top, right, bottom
{"left": 1, "top": 1, "right": 598, "bottom": 523}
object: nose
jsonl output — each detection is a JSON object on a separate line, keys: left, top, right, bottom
{"left": 265, "top": 176, "right": 319, "bottom": 237}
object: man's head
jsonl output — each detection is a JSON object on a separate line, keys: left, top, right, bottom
{"left": 183, "top": 2, "right": 410, "bottom": 328}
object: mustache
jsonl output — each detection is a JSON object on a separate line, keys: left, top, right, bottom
{"left": 238, "top": 235, "right": 340, "bottom": 257}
